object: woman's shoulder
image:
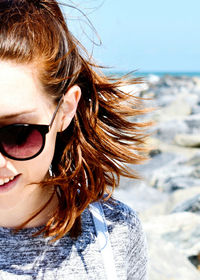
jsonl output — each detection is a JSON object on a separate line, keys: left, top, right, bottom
{"left": 99, "top": 197, "right": 142, "bottom": 231}
{"left": 94, "top": 197, "right": 148, "bottom": 279}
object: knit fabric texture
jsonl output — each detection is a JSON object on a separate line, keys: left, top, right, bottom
{"left": 0, "top": 199, "right": 148, "bottom": 279}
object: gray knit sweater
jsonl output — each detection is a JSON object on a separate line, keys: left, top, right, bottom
{"left": 0, "top": 199, "right": 148, "bottom": 280}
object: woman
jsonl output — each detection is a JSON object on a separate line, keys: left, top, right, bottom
{"left": 0, "top": 0, "right": 148, "bottom": 279}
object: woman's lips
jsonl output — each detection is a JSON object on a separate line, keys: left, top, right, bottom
{"left": 0, "top": 174, "right": 20, "bottom": 192}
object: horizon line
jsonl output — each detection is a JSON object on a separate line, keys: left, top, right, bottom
{"left": 104, "top": 70, "right": 200, "bottom": 73}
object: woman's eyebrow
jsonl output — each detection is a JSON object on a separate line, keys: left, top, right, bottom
{"left": 0, "top": 110, "right": 37, "bottom": 120}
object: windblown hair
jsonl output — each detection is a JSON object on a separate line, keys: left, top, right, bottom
{"left": 0, "top": 0, "right": 150, "bottom": 240}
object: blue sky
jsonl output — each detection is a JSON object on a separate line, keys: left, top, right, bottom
{"left": 64, "top": 0, "right": 200, "bottom": 72}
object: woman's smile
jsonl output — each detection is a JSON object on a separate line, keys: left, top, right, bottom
{"left": 0, "top": 174, "right": 20, "bottom": 192}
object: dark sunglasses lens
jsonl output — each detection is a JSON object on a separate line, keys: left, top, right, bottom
{"left": 0, "top": 125, "right": 43, "bottom": 159}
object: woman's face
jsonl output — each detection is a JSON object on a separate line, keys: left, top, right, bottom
{"left": 0, "top": 60, "right": 63, "bottom": 226}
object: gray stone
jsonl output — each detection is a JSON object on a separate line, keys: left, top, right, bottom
{"left": 175, "top": 134, "right": 200, "bottom": 147}
{"left": 116, "top": 75, "right": 200, "bottom": 279}
{"left": 155, "top": 120, "right": 188, "bottom": 143}
{"left": 186, "top": 153, "right": 200, "bottom": 166}
{"left": 183, "top": 93, "right": 199, "bottom": 108}
{"left": 142, "top": 152, "right": 180, "bottom": 173}
{"left": 172, "top": 194, "right": 200, "bottom": 214}
{"left": 192, "top": 77, "right": 200, "bottom": 88}
{"left": 183, "top": 114, "right": 200, "bottom": 133}
{"left": 149, "top": 137, "right": 200, "bottom": 158}
{"left": 154, "top": 94, "right": 177, "bottom": 107}
{"left": 146, "top": 235, "right": 200, "bottom": 280}
{"left": 144, "top": 212, "right": 200, "bottom": 279}
{"left": 142, "top": 186, "right": 200, "bottom": 219}
{"left": 148, "top": 155, "right": 199, "bottom": 192}
{"left": 132, "top": 150, "right": 200, "bottom": 192}
{"left": 144, "top": 212, "right": 200, "bottom": 257}
{"left": 191, "top": 165, "right": 200, "bottom": 178}
{"left": 161, "top": 97, "right": 192, "bottom": 119}
{"left": 115, "top": 181, "right": 168, "bottom": 213}
{"left": 153, "top": 176, "right": 200, "bottom": 192}
{"left": 133, "top": 75, "right": 200, "bottom": 278}
{"left": 146, "top": 74, "right": 160, "bottom": 84}
{"left": 153, "top": 98, "right": 192, "bottom": 122}
{"left": 149, "top": 149, "right": 162, "bottom": 158}
{"left": 191, "top": 105, "right": 200, "bottom": 114}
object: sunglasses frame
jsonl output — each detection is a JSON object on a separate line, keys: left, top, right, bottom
{"left": 0, "top": 96, "right": 64, "bottom": 161}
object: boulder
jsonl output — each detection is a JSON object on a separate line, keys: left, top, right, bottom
{"left": 158, "top": 176, "right": 200, "bottom": 192}
{"left": 136, "top": 75, "right": 200, "bottom": 279}
{"left": 115, "top": 181, "right": 168, "bottom": 213}
{"left": 148, "top": 156, "right": 199, "bottom": 192}
{"left": 144, "top": 212, "right": 200, "bottom": 257}
{"left": 144, "top": 212, "right": 200, "bottom": 279}
{"left": 182, "top": 93, "right": 199, "bottom": 108}
{"left": 146, "top": 74, "right": 160, "bottom": 84}
{"left": 154, "top": 120, "right": 188, "bottom": 143}
{"left": 172, "top": 193, "right": 200, "bottom": 214}
{"left": 175, "top": 134, "right": 200, "bottom": 147}
{"left": 146, "top": 235, "right": 200, "bottom": 280}
{"left": 153, "top": 97, "right": 191, "bottom": 122}
{"left": 183, "top": 113, "right": 200, "bottom": 133}
{"left": 192, "top": 77, "right": 200, "bottom": 88}
{"left": 141, "top": 186, "right": 200, "bottom": 220}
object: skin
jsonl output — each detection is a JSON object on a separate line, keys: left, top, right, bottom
{"left": 0, "top": 60, "right": 81, "bottom": 228}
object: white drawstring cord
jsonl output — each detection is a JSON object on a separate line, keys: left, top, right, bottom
{"left": 90, "top": 201, "right": 118, "bottom": 280}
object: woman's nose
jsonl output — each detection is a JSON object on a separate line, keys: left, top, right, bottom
{"left": 0, "top": 153, "right": 7, "bottom": 168}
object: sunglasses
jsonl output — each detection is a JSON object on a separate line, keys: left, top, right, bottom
{"left": 0, "top": 96, "right": 64, "bottom": 161}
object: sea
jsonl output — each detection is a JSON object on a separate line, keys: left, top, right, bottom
{"left": 105, "top": 71, "right": 200, "bottom": 78}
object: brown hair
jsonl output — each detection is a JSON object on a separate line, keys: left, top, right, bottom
{"left": 0, "top": 0, "right": 150, "bottom": 240}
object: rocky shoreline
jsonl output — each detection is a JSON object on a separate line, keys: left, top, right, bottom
{"left": 115, "top": 74, "right": 200, "bottom": 279}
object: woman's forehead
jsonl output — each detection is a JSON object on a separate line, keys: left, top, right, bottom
{"left": 0, "top": 60, "right": 39, "bottom": 90}
{"left": 0, "top": 60, "right": 49, "bottom": 112}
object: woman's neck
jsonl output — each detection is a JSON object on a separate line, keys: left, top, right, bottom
{"left": 0, "top": 185, "right": 58, "bottom": 229}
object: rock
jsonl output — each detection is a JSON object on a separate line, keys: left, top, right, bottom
{"left": 155, "top": 120, "right": 188, "bottom": 143}
{"left": 119, "top": 83, "right": 149, "bottom": 95}
{"left": 149, "top": 149, "right": 162, "bottom": 158}
{"left": 144, "top": 212, "right": 200, "bottom": 258}
{"left": 174, "top": 134, "right": 200, "bottom": 147}
{"left": 146, "top": 235, "right": 200, "bottom": 280}
{"left": 192, "top": 77, "right": 200, "bottom": 88}
{"left": 144, "top": 211, "right": 200, "bottom": 279}
{"left": 149, "top": 137, "right": 200, "bottom": 158}
{"left": 143, "top": 212, "right": 200, "bottom": 257}
{"left": 148, "top": 154, "right": 199, "bottom": 192}
{"left": 144, "top": 152, "right": 179, "bottom": 171}
{"left": 184, "top": 113, "right": 200, "bottom": 133}
{"left": 153, "top": 97, "right": 192, "bottom": 122}
{"left": 155, "top": 94, "right": 177, "bottom": 107}
{"left": 191, "top": 105, "right": 200, "bottom": 114}
{"left": 146, "top": 74, "right": 160, "bottom": 84}
{"left": 131, "top": 149, "right": 200, "bottom": 193}
{"left": 162, "top": 97, "right": 192, "bottom": 118}
{"left": 115, "top": 75, "right": 200, "bottom": 279}
{"left": 172, "top": 194, "right": 200, "bottom": 214}
{"left": 186, "top": 153, "right": 200, "bottom": 166}
{"left": 182, "top": 93, "right": 199, "bottom": 108}
{"left": 152, "top": 170, "right": 200, "bottom": 192}
{"left": 133, "top": 75, "right": 200, "bottom": 279}
{"left": 141, "top": 186, "right": 200, "bottom": 220}
{"left": 158, "top": 176, "right": 200, "bottom": 192}
{"left": 115, "top": 181, "right": 168, "bottom": 213}
{"left": 154, "top": 113, "right": 200, "bottom": 143}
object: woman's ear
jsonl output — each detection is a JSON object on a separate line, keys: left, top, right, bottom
{"left": 59, "top": 85, "right": 81, "bottom": 132}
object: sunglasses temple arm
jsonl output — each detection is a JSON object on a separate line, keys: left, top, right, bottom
{"left": 49, "top": 95, "right": 64, "bottom": 129}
